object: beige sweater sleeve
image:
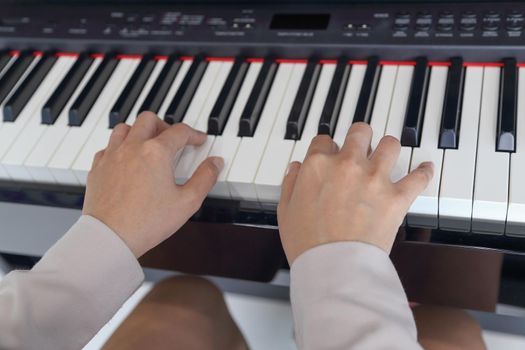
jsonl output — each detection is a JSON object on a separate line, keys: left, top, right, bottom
{"left": 0, "top": 215, "right": 144, "bottom": 350}
{"left": 290, "top": 242, "right": 422, "bottom": 350}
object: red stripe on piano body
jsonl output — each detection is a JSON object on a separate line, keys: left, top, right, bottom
{"left": 246, "top": 58, "right": 264, "bottom": 63}
{"left": 9, "top": 50, "right": 19, "bottom": 57}
{"left": 55, "top": 52, "right": 80, "bottom": 57}
{"left": 154, "top": 55, "right": 168, "bottom": 61}
{"left": 463, "top": 62, "right": 504, "bottom": 67}
{"left": 320, "top": 59, "right": 338, "bottom": 64}
{"left": 276, "top": 58, "right": 308, "bottom": 64}
{"left": 349, "top": 60, "right": 367, "bottom": 65}
{"left": 91, "top": 53, "right": 105, "bottom": 59}
{"left": 180, "top": 56, "right": 193, "bottom": 61}
{"left": 33, "top": 51, "right": 44, "bottom": 57}
{"left": 116, "top": 54, "right": 143, "bottom": 60}
{"left": 380, "top": 60, "right": 416, "bottom": 66}
{"left": 206, "top": 57, "right": 235, "bottom": 62}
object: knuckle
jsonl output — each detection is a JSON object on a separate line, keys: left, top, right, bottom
{"left": 141, "top": 139, "right": 166, "bottom": 158}
{"left": 381, "top": 135, "right": 401, "bottom": 147}
{"left": 172, "top": 123, "right": 191, "bottom": 135}
{"left": 138, "top": 110, "right": 158, "bottom": 121}
{"left": 351, "top": 122, "right": 372, "bottom": 134}
{"left": 307, "top": 151, "right": 328, "bottom": 165}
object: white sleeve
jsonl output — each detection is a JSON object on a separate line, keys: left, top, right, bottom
{"left": 0, "top": 215, "right": 144, "bottom": 350}
{"left": 290, "top": 241, "right": 422, "bottom": 350}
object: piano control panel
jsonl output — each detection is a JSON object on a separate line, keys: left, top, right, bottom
{"left": 0, "top": 2, "right": 524, "bottom": 45}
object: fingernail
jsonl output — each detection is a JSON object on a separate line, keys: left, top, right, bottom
{"left": 212, "top": 157, "right": 224, "bottom": 171}
{"left": 420, "top": 162, "right": 434, "bottom": 172}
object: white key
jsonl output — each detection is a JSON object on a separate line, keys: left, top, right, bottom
{"left": 208, "top": 62, "right": 262, "bottom": 199}
{"left": 157, "top": 59, "right": 192, "bottom": 119}
{"left": 72, "top": 59, "right": 166, "bottom": 185}
{"left": 1, "top": 57, "right": 76, "bottom": 181}
{"left": 24, "top": 57, "right": 103, "bottom": 183}
{"left": 48, "top": 59, "right": 137, "bottom": 185}
{"left": 333, "top": 63, "right": 366, "bottom": 147}
{"left": 228, "top": 63, "right": 294, "bottom": 201}
{"left": 289, "top": 64, "right": 336, "bottom": 164}
{"left": 0, "top": 55, "right": 46, "bottom": 179}
{"left": 439, "top": 67, "right": 484, "bottom": 231}
{"left": 472, "top": 67, "right": 509, "bottom": 234}
{"left": 407, "top": 66, "right": 448, "bottom": 228}
{"left": 369, "top": 65, "right": 398, "bottom": 150}
{"left": 174, "top": 61, "right": 233, "bottom": 185}
{"left": 507, "top": 68, "right": 525, "bottom": 235}
{"left": 254, "top": 63, "right": 308, "bottom": 203}
{"left": 384, "top": 65, "right": 414, "bottom": 183}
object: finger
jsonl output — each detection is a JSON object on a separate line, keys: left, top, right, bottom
{"left": 91, "top": 149, "right": 105, "bottom": 169}
{"left": 369, "top": 136, "right": 401, "bottom": 174}
{"left": 181, "top": 157, "right": 224, "bottom": 209}
{"left": 305, "top": 135, "right": 338, "bottom": 159}
{"left": 106, "top": 123, "right": 131, "bottom": 152}
{"left": 126, "top": 111, "right": 169, "bottom": 142}
{"left": 155, "top": 123, "right": 207, "bottom": 157}
{"left": 279, "top": 161, "right": 302, "bottom": 208}
{"left": 395, "top": 162, "right": 434, "bottom": 206}
{"left": 341, "top": 122, "right": 372, "bottom": 159}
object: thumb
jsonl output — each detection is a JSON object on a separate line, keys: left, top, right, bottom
{"left": 181, "top": 157, "right": 224, "bottom": 208}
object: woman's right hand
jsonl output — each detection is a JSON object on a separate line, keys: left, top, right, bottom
{"left": 277, "top": 122, "right": 434, "bottom": 264}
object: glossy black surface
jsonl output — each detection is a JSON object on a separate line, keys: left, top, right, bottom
{"left": 497, "top": 57, "right": 517, "bottom": 153}
{"left": 139, "top": 54, "right": 181, "bottom": 114}
{"left": 238, "top": 59, "right": 277, "bottom": 137}
{"left": 352, "top": 56, "right": 380, "bottom": 124}
{"left": 401, "top": 57, "right": 430, "bottom": 147}
{"left": 109, "top": 54, "right": 155, "bottom": 127}
{"left": 208, "top": 57, "right": 248, "bottom": 135}
{"left": 164, "top": 56, "right": 207, "bottom": 125}
{"left": 69, "top": 53, "right": 118, "bottom": 126}
{"left": 42, "top": 53, "right": 94, "bottom": 125}
{"left": 439, "top": 57, "right": 464, "bottom": 149}
{"left": 285, "top": 59, "right": 320, "bottom": 140}
{"left": 317, "top": 58, "right": 349, "bottom": 136}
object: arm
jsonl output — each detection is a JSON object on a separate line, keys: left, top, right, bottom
{"left": 0, "top": 112, "right": 223, "bottom": 349}
{"left": 0, "top": 216, "right": 143, "bottom": 350}
{"left": 278, "top": 123, "right": 433, "bottom": 349}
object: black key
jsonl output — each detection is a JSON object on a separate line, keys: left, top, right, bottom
{"left": 42, "top": 53, "right": 94, "bottom": 125}
{"left": 317, "top": 58, "right": 351, "bottom": 136}
{"left": 208, "top": 57, "right": 249, "bottom": 135}
{"left": 401, "top": 57, "right": 430, "bottom": 147}
{"left": 285, "top": 59, "right": 321, "bottom": 140}
{"left": 352, "top": 56, "right": 380, "bottom": 124}
{"left": 0, "top": 50, "right": 13, "bottom": 75}
{"left": 164, "top": 56, "right": 207, "bottom": 125}
{"left": 438, "top": 57, "right": 465, "bottom": 149}
{"left": 0, "top": 51, "right": 35, "bottom": 108}
{"left": 139, "top": 55, "right": 181, "bottom": 114}
{"left": 109, "top": 54, "right": 156, "bottom": 128}
{"left": 69, "top": 53, "right": 118, "bottom": 126}
{"left": 4, "top": 52, "right": 57, "bottom": 122}
{"left": 238, "top": 58, "right": 278, "bottom": 137}
{"left": 497, "top": 57, "right": 517, "bottom": 153}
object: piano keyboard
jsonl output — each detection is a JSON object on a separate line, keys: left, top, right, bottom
{"left": 0, "top": 50, "right": 523, "bottom": 235}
